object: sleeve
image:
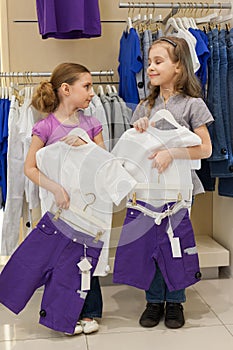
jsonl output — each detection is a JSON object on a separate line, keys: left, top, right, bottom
{"left": 96, "top": 158, "right": 137, "bottom": 206}
{"left": 130, "top": 102, "right": 148, "bottom": 124}
{"left": 131, "top": 30, "right": 143, "bottom": 74}
{"left": 32, "top": 118, "right": 50, "bottom": 143}
{"left": 189, "top": 98, "right": 214, "bottom": 130}
{"left": 89, "top": 116, "right": 103, "bottom": 138}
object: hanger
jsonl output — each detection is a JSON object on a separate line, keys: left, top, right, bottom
{"left": 127, "top": 192, "right": 191, "bottom": 225}
{"left": 132, "top": 183, "right": 193, "bottom": 202}
{"left": 149, "top": 109, "right": 182, "bottom": 129}
{"left": 126, "top": 2, "right": 133, "bottom": 31}
{"left": 52, "top": 192, "right": 108, "bottom": 228}
{"left": 162, "top": 5, "right": 179, "bottom": 25}
{"left": 105, "top": 84, "right": 113, "bottom": 95}
{"left": 195, "top": 2, "right": 218, "bottom": 24}
{"left": 111, "top": 85, "right": 118, "bottom": 94}
{"left": 210, "top": 13, "right": 233, "bottom": 25}
{"left": 164, "top": 17, "right": 181, "bottom": 34}
{"left": 96, "top": 71, "right": 105, "bottom": 96}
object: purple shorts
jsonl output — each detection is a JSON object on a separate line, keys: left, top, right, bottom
{"left": 0, "top": 212, "right": 103, "bottom": 334}
{"left": 113, "top": 201, "right": 201, "bottom": 292}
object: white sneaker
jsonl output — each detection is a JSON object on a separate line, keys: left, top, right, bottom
{"left": 80, "top": 319, "right": 99, "bottom": 334}
{"left": 64, "top": 322, "right": 83, "bottom": 336}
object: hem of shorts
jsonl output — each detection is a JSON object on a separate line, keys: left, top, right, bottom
{"left": 112, "top": 278, "right": 149, "bottom": 291}
{"left": 39, "top": 319, "right": 76, "bottom": 334}
{"left": 0, "top": 299, "right": 21, "bottom": 314}
{"left": 165, "top": 278, "right": 200, "bottom": 293}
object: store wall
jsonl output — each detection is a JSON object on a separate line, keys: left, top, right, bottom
{"left": 1, "top": 0, "right": 221, "bottom": 244}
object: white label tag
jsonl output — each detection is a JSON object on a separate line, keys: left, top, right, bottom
{"left": 77, "top": 257, "right": 92, "bottom": 272}
{"left": 170, "top": 237, "right": 182, "bottom": 258}
{"left": 77, "top": 258, "right": 92, "bottom": 291}
{"left": 166, "top": 222, "right": 182, "bottom": 258}
{"left": 81, "top": 270, "right": 91, "bottom": 291}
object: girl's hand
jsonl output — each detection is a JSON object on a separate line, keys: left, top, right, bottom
{"left": 60, "top": 135, "right": 87, "bottom": 146}
{"left": 53, "top": 184, "right": 70, "bottom": 209}
{"left": 133, "top": 117, "right": 149, "bottom": 132}
{"left": 148, "top": 149, "right": 173, "bottom": 173}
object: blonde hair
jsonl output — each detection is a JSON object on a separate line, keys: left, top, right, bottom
{"left": 31, "top": 62, "right": 90, "bottom": 114}
{"left": 145, "top": 36, "right": 202, "bottom": 112}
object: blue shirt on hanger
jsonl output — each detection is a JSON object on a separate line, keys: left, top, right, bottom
{"left": 118, "top": 28, "right": 143, "bottom": 111}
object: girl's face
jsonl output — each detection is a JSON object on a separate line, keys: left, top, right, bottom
{"left": 66, "top": 72, "right": 94, "bottom": 109}
{"left": 147, "top": 44, "right": 180, "bottom": 91}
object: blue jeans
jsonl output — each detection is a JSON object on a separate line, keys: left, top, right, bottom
{"left": 146, "top": 263, "right": 186, "bottom": 304}
{"left": 210, "top": 29, "right": 233, "bottom": 177}
{"left": 208, "top": 28, "right": 228, "bottom": 162}
{"left": 218, "top": 28, "right": 233, "bottom": 196}
{"left": 80, "top": 276, "right": 103, "bottom": 318}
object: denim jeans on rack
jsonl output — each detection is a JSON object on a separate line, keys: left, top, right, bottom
{"left": 209, "top": 29, "right": 233, "bottom": 177}
{"left": 206, "top": 30, "right": 214, "bottom": 117}
{"left": 207, "top": 28, "right": 228, "bottom": 163}
{"left": 218, "top": 28, "right": 233, "bottom": 197}
{"left": 143, "top": 29, "right": 152, "bottom": 98}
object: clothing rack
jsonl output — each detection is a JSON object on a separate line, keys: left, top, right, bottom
{"left": 119, "top": 2, "right": 232, "bottom": 10}
{"left": 0, "top": 70, "right": 114, "bottom": 78}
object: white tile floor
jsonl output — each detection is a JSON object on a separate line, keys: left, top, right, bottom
{"left": 1, "top": 277, "right": 233, "bottom": 349}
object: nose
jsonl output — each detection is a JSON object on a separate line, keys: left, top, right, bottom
{"left": 90, "top": 87, "right": 95, "bottom": 97}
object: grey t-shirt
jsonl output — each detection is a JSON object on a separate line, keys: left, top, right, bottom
{"left": 130, "top": 94, "right": 214, "bottom": 195}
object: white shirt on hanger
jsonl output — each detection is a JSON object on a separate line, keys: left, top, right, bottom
{"left": 36, "top": 128, "right": 137, "bottom": 276}
{"left": 111, "top": 118, "right": 201, "bottom": 206}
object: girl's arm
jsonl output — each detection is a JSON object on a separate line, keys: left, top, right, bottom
{"left": 149, "top": 124, "right": 212, "bottom": 173}
{"left": 24, "top": 135, "right": 70, "bottom": 209}
{"left": 60, "top": 131, "right": 106, "bottom": 149}
{"left": 93, "top": 131, "right": 106, "bottom": 149}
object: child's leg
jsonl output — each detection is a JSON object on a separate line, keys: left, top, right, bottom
{"left": 139, "top": 264, "right": 165, "bottom": 328}
{"left": 145, "top": 264, "right": 166, "bottom": 303}
{"left": 80, "top": 276, "right": 102, "bottom": 318}
{"left": 79, "top": 276, "right": 102, "bottom": 334}
{"left": 164, "top": 287, "right": 186, "bottom": 329}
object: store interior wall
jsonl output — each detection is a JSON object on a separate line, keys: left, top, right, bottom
{"left": 1, "top": 0, "right": 233, "bottom": 274}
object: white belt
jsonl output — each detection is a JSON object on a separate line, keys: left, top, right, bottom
{"left": 126, "top": 199, "right": 191, "bottom": 225}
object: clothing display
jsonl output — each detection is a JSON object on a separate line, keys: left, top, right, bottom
{"left": 112, "top": 109, "right": 202, "bottom": 204}
{"left": 1, "top": 93, "right": 42, "bottom": 256}
{"left": 113, "top": 200, "right": 201, "bottom": 291}
{"left": 36, "top": 0, "right": 101, "bottom": 39}
{"left": 205, "top": 28, "right": 233, "bottom": 196}
{"left": 1, "top": 86, "right": 130, "bottom": 256}
{"left": 130, "top": 96, "right": 214, "bottom": 196}
{"left": 112, "top": 109, "right": 202, "bottom": 292}
{"left": 84, "top": 92, "right": 132, "bottom": 151}
{"left": 118, "top": 27, "right": 143, "bottom": 110}
{"left": 36, "top": 128, "right": 137, "bottom": 276}
{"left": 0, "top": 96, "right": 10, "bottom": 207}
{"left": 0, "top": 212, "right": 103, "bottom": 334}
{"left": 1, "top": 2, "right": 233, "bottom": 346}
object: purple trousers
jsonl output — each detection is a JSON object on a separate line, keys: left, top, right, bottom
{"left": 113, "top": 201, "right": 201, "bottom": 292}
{"left": 0, "top": 212, "right": 103, "bottom": 334}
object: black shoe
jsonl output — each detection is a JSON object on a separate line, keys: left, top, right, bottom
{"left": 165, "top": 302, "right": 185, "bottom": 329}
{"left": 139, "top": 302, "right": 164, "bottom": 327}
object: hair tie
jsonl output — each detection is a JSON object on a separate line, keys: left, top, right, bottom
{"left": 160, "top": 38, "right": 177, "bottom": 48}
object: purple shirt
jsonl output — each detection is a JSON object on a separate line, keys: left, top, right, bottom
{"left": 36, "top": 0, "right": 101, "bottom": 39}
{"left": 32, "top": 112, "right": 102, "bottom": 145}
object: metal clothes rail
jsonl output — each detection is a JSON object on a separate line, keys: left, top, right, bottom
{"left": 0, "top": 70, "right": 114, "bottom": 78}
{"left": 119, "top": 2, "right": 232, "bottom": 10}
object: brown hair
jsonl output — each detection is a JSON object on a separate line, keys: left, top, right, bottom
{"left": 31, "top": 62, "right": 90, "bottom": 114}
{"left": 145, "top": 36, "right": 202, "bottom": 112}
